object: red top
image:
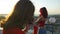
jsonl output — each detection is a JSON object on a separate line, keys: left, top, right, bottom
{"left": 2, "top": 27, "right": 25, "bottom": 34}
{"left": 39, "top": 20, "right": 45, "bottom": 27}
{"left": 33, "top": 25, "right": 38, "bottom": 34}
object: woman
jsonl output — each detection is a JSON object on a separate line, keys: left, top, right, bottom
{"left": 2, "top": 0, "right": 35, "bottom": 34}
{"left": 33, "top": 7, "right": 48, "bottom": 34}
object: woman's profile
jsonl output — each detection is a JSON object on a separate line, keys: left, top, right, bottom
{"left": 33, "top": 7, "right": 48, "bottom": 34}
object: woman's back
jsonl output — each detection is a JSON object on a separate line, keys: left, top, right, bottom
{"left": 2, "top": 0, "right": 35, "bottom": 34}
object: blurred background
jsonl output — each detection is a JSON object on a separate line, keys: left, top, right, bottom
{"left": 0, "top": 0, "right": 60, "bottom": 34}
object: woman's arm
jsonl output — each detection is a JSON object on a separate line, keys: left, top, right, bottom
{"left": 34, "top": 16, "right": 42, "bottom": 23}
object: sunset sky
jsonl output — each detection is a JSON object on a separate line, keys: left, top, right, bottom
{"left": 0, "top": 0, "right": 60, "bottom": 15}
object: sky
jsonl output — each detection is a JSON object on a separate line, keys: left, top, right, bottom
{"left": 0, "top": 0, "right": 60, "bottom": 16}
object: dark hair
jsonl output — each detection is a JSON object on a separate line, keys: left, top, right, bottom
{"left": 40, "top": 7, "right": 48, "bottom": 18}
{"left": 4, "top": 0, "right": 35, "bottom": 29}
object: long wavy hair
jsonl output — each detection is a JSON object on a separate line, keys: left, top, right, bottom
{"left": 40, "top": 7, "right": 48, "bottom": 18}
{"left": 4, "top": 0, "right": 35, "bottom": 29}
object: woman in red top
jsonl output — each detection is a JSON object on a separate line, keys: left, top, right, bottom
{"left": 39, "top": 7, "right": 48, "bottom": 27}
{"left": 33, "top": 7, "right": 48, "bottom": 34}
{"left": 1, "top": 0, "right": 35, "bottom": 34}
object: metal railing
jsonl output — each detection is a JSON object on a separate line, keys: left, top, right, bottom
{"left": 45, "top": 24, "right": 60, "bottom": 34}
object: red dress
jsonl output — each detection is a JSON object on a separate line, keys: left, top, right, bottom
{"left": 2, "top": 27, "right": 25, "bottom": 34}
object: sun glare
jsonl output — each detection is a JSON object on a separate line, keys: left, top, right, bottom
{"left": 0, "top": 0, "right": 60, "bottom": 15}
{"left": 0, "top": 0, "right": 19, "bottom": 14}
